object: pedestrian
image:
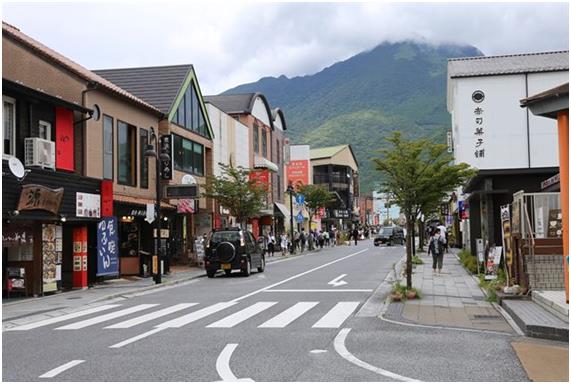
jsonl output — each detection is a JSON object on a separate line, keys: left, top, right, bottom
{"left": 300, "top": 228, "right": 307, "bottom": 252}
{"left": 428, "top": 228, "right": 437, "bottom": 272}
{"left": 280, "top": 233, "right": 288, "bottom": 256}
{"left": 352, "top": 227, "right": 359, "bottom": 246}
{"left": 329, "top": 228, "right": 336, "bottom": 247}
{"left": 431, "top": 228, "right": 446, "bottom": 273}
{"left": 308, "top": 230, "right": 315, "bottom": 251}
{"left": 318, "top": 231, "right": 324, "bottom": 249}
{"left": 324, "top": 229, "right": 330, "bottom": 246}
{"left": 267, "top": 232, "right": 276, "bottom": 257}
{"left": 294, "top": 231, "right": 300, "bottom": 252}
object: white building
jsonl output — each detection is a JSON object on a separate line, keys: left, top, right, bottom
{"left": 447, "top": 50, "right": 568, "bottom": 252}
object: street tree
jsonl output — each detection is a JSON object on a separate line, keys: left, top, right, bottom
{"left": 202, "top": 164, "right": 268, "bottom": 228}
{"left": 296, "top": 183, "right": 336, "bottom": 228}
{"left": 372, "top": 131, "right": 476, "bottom": 289}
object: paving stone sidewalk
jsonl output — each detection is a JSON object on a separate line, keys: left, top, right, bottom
{"left": 388, "top": 250, "right": 515, "bottom": 333}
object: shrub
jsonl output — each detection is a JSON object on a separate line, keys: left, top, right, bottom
{"left": 412, "top": 255, "right": 424, "bottom": 265}
{"left": 458, "top": 249, "right": 478, "bottom": 274}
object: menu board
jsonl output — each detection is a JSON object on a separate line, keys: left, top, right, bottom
{"left": 42, "top": 224, "right": 62, "bottom": 293}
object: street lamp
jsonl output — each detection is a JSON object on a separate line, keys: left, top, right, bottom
{"left": 286, "top": 184, "right": 296, "bottom": 254}
{"left": 145, "top": 127, "right": 171, "bottom": 284}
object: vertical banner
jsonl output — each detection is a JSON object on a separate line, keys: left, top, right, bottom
{"left": 42, "top": 224, "right": 60, "bottom": 293}
{"left": 476, "top": 238, "right": 484, "bottom": 274}
{"left": 72, "top": 227, "right": 88, "bottom": 288}
{"left": 160, "top": 134, "right": 174, "bottom": 180}
{"left": 55, "top": 107, "right": 74, "bottom": 171}
{"left": 500, "top": 205, "right": 513, "bottom": 283}
{"left": 286, "top": 160, "right": 309, "bottom": 190}
{"left": 485, "top": 246, "right": 503, "bottom": 281}
{"left": 100, "top": 180, "right": 114, "bottom": 217}
{"left": 97, "top": 218, "right": 119, "bottom": 277}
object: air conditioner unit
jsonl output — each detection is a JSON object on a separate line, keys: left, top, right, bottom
{"left": 24, "top": 138, "right": 55, "bottom": 169}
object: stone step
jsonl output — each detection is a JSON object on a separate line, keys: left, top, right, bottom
{"left": 502, "top": 299, "right": 568, "bottom": 341}
{"left": 532, "top": 290, "right": 569, "bottom": 322}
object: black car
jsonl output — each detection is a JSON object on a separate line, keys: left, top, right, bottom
{"left": 204, "top": 228, "right": 265, "bottom": 278}
{"left": 373, "top": 226, "right": 405, "bottom": 246}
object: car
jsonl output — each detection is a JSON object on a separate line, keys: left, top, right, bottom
{"left": 373, "top": 226, "right": 405, "bottom": 246}
{"left": 204, "top": 228, "right": 265, "bottom": 278}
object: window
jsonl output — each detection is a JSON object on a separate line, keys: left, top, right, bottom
{"left": 262, "top": 129, "right": 267, "bottom": 158}
{"left": 277, "top": 174, "right": 281, "bottom": 200}
{"left": 170, "top": 83, "right": 210, "bottom": 138}
{"left": 140, "top": 128, "right": 149, "bottom": 188}
{"left": 117, "top": 120, "right": 137, "bottom": 186}
{"left": 173, "top": 134, "right": 204, "bottom": 176}
{"left": 253, "top": 123, "right": 259, "bottom": 154}
{"left": 3, "top": 96, "right": 16, "bottom": 156}
{"left": 38, "top": 120, "right": 51, "bottom": 140}
{"left": 276, "top": 139, "right": 280, "bottom": 164}
{"left": 103, "top": 115, "right": 113, "bottom": 180}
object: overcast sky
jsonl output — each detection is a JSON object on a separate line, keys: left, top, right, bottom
{"left": 2, "top": 1, "right": 569, "bottom": 94}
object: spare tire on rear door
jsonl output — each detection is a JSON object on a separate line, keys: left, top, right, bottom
{"left": 216, "top": 241, "right": 236, "bottom": 263}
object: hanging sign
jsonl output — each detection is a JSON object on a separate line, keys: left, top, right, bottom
{"left": 17, "top": 185, "right": 64, "bottom": 215}
{"left": 97, "top": 217, "right": 119, "bottom": 277}
{"left": 160, "top": 134, "right": 174, "bottom": 180}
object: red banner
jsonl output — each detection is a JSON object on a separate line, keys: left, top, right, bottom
{"left": 287, "top": 160, "right": 309, "bottom": 189}
{"left": 101, "top": 180, "right": 113, "bottom": 217}
{"left": 249, "top": 169, "right": 270, "bottom": 191}
{"left": 55, "top": 107, "right": 74, "bottom": 171}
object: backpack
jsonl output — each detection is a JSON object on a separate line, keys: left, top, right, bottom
{"left": 436, "top": 236, "right": 446, "bottom": 254}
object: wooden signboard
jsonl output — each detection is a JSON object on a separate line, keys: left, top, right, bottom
{"left": 17, "top": 185, "right": 64, "bottom": 215}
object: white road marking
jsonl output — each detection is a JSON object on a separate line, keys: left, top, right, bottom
{"left": 334, "top": 328, "right": 420, "bottom": 382}
{"left": 258, "top": 302, "right": 318, "bottom": 328}
{"left": 109, "top": 328, "right": 164, "bottom": 349}
{"left": 312, "top": 302, "right": 360, "bottom": 328}
{"left": 156, "top": 302, "right": 238, "bottom": 328}
{"left": 39, "top": 360, "right": 85, "bottom": 378}
{"left": 8, "top": 305, "right": 121, "bottom": 331}
{"left": 105, "top": 303, "right": 198, "bottom": 329}
{"left": 265, "top": 289, "right": 372, "bottom": 293}
{"left": 207, "top": 302, "right": 277, "bottom": 328}
{"left": 232, "top": 249, "right": 369, "bottom": 302}
{"left": 328, "top": 274, "right": 348, "bottom": 287}
{"left": 55, "top": 304, "right": 158, "bottom": 330}
{"left": 216, "top": 344, "right": 254, "bottom": 382}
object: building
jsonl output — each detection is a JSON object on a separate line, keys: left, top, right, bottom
{"left": 204, "top": 93, "right": 289, "bottom": 237}
{"left": 95, "top": 65, "right": 215, "bottom": 266}
{"left": 205, "top": 101, "right": 250, "bottom": 228}
{"left": 447, "top": 50, "right": 568, "bottom": 255}
{"left": 2, "top": 22, "right": 162, "bottom": 295}
{"left": 309, "top": 145, "right": 359, "bottom": 230}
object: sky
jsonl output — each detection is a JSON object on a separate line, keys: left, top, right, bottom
{"left": 2, "top": 1, "right": 569, "bottom": 95}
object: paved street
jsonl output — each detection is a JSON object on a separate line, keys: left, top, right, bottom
{"left": 2, "top": 241, "right": 536, "bottom": 382}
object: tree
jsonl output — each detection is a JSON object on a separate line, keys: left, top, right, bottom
{"left": 296, "top": 184, "right": 336, "bottom": 228}
{"left": 372, "top": 131, "right": 476, "bottom": 289}
{"left": 202, "top": 164, "right": 268, "bottom": 227}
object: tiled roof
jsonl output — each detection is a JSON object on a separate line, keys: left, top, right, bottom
{"left": 310, "top": 145, "right": 349, "bottom": 160}
{"left": 521, "top": 82, "right": 569, "bottom": 106}
{"left": 204, "top": 93, "right": 258, "bottom": 114}
{"left": 2, "top": 22, "right": 162, "bottom": 115}
{"left": 94, "top": 65, "right": 192, "bottom": 114}
{"left": 448, "top": 51, "right": 569, "bottom": 78}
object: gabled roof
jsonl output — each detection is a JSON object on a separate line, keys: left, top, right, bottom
{"left": 448, "top": 50, "right": 569, "bottom": 78}
{"left": 204, "top": 92, "right": 275, "bottom": 130}
{"left": 94, "top": 64, "right": 191, "bottom": 115}
{"left": 310, "top": 145, "right": 349, "bottom": 160}
{"left": 2, "top": 21, "right": 161, "bottom": 116}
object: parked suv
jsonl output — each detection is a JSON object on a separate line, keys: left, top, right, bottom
{"left": 204, "top": 228, "right": 265, "bottom": 278}
{"left": 373, "top": 226, "right": 405, "bottom": 246}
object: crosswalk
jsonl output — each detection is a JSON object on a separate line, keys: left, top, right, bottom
{"left": 8, "top": 301, "right": 361, "bottom": 332}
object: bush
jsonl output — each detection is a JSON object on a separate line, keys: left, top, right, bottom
{"left": 412, "top": 255, "right": 424, "bottom": 265}
{"left": 458, "top": 249, "right": 478, "bottom": 274}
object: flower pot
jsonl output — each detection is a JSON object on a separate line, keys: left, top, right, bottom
{"left": 391, "top": 292, "right": 403, "bottom": 302}
{"left": 406, "top": 290, "right": 417, "bottom": 300}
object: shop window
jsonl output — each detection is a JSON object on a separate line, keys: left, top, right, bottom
{"left": 103, "top": 115, "right": 114, "bottom": 180}
{"left": 117, "top": 120, "right": 137, "bottom": 186}
{"left": 140, "top": 128, "right": 149, "bottom": 189}
{"left": 3, "top": 95, "right": 16, "bottom": 156}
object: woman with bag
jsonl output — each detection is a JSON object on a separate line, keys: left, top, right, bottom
{"left": 267, "top": 232, "right": 276, "bottom": 257}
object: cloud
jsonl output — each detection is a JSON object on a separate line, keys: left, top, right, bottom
{"left": 3, "top": 1, "right": 568, "bottom": 94}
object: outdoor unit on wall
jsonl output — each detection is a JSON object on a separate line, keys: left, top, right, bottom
{"left": 24, "top": 137, "right": 56, "bottom": 169}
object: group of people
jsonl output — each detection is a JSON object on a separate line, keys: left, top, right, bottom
{"left": 261, "top": 227, "right": 342, "bottom": 257}
{"left": 427, "top": 223, "right": 448, "bottom": 273}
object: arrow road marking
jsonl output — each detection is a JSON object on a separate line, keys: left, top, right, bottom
{"left": 328, "top": 274, "right": 348, "bottom": 287}
{"left": 216, "top": 344, "right": 254, "bottom": 382}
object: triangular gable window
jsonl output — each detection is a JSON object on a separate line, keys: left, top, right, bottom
{"left": 172, "top": 81, "right": 210, "bottom": 138}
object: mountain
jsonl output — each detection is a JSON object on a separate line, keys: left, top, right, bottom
{"left": 223, "top": 41, "right": 483, "bottom": 193}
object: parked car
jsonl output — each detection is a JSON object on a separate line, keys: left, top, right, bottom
{"left": 373, "top": 226, "right": 405, "bottom": 246}
{"left": 204, "top": 228, "right": 265, "bottom": 278}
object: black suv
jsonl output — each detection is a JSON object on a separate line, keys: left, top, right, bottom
{"left": 373, "top": 226, "right": 405, "bottom": 246}
{"left": 204, "top": 228, "right": 265, "bottom": 278}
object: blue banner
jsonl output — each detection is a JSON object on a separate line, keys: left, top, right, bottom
{"left": 97, "top": 217, "right": 119, "bottom": 277}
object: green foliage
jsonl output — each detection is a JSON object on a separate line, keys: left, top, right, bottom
{"left": 458, "top": 249, "right": 479, "bottom": 275}
{"left": 202, "top": 164, "right": 267, "bottom": 226}
{"left": 296, "top": 184, "right": 336, "bottom": 221}
{"left": 412, "top": 255, "right": 424, "bottom": 265}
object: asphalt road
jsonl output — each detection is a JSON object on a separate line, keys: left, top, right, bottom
{"left": 2, "top": 241, "right": 528, "bottom": 382}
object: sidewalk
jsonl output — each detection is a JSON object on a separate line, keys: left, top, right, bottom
{"left": 384, "top": 250, "right": 514, "bottom": 333}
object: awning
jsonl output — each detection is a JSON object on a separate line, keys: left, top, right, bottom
{"left": 254, "top": 155, "right": 279, "bottom": 172}
{"left": 274, "top": 202, "right": 290, "bottom": 218}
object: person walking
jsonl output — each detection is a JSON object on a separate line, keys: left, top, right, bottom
{"left": 280, "top": 233, "right": 289, "bottom": 257}
{"left": 300, "top": 228, "right": 307, "bottom": 252}
{"left": 267, "top": 232, "right": 276, "bottom": 257}
{"left": 352, "top": 227, "right": 359, "bottom": 246}
{"left": 431, "top": 228, "right": 446, "bottom": 273}
{"left": 293, "top": 231, "right": 300, "bottom": 253}
{"left": 428, "top": 228, "right": 437, "bottom": 273}
{"left": 324, "top": 229, "right": 330, "bottom": 246}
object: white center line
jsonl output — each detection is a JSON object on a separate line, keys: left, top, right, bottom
{"left": 265, "top": 289, "right": 372, "bottom": 293}
{"left": 39, "top": 360, "right": 85, "bottom": 379}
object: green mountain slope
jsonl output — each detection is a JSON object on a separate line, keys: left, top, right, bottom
{"left": 223, "top": 41, "right": 482, "bottom": 192}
